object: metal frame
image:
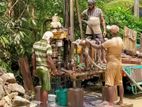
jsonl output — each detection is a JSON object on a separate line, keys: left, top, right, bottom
{"left": 123, "top": 65, "right": 142, "bottom": 94}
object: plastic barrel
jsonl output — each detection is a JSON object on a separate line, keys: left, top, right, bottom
{"left": 55, "top": 88, "right": 68, "bottom": 106}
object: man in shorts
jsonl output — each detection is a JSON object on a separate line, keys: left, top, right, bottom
{"left": 81, "top": 0, "right": 106, "bottom": 63}
{"left": 86, "top": 25, "right": 124, "bottom": 107}
{"left": 32, "top": 31, "right": 60, "bottom": 107}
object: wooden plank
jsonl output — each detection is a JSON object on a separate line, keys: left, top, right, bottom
{"left": 140, "top": 33, "right": 142, "bottom": 52}
{"left": 61, "top": 68, "right": 104, "bottom": 80}
{"left": 123, "top": 27, "right": 137, "bottom": 53}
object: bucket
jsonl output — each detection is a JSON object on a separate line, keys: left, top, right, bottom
{"left": 34, "top": 86, "right": 41, "bottom": 101}
{"left": 48, "top": 94, "right": 57, "bottom": 107}
{"left": 48, "top": 94, "right": 56, "bottom": 102}
{"left": 102, "top": 86, "right": 118, "bottom": 101}
{"left": 34, "top": 86, "right": 41, "bottom": 107}
{"left": 55, "top": 88, "right": 68, "bottom": 106}
{"left": 68, "top": 88, "right": 84, "bottom": 107}
{"left": 56, "top": 40, "right": 63, "bottom": 47}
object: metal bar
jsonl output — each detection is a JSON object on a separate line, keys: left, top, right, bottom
{"left": 123, "top": 66, "right": 142, "bottom": 91}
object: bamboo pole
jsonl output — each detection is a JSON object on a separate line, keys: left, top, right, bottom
{"left": 70, "top": 0, "right": 74, "bottom": 41}
{"left": 70, "top": 0, "right": 74, "bottom": 60}
{"left": 134, "top": 0, "right": 139, "bottom": 18}
{"left": 75, "top": 0, "right": 83, "bottom": 38}
{"left": 64, "top": 0, "right": 69, "bottom": 28}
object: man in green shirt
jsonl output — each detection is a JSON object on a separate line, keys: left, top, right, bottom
{"left": 32, "top": 31, "right": 60, "bottom": 107}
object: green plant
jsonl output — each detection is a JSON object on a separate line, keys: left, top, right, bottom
{"left": 0, "top": 0, "right": 142, "bottom": 76}
{"left": 105, "top": 6, "right": 142, "bottom": 35}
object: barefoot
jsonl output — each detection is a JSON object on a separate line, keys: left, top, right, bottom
{"left": 116, "top": 101, "right": 123, "bottom": 105}
{"left": 116, "top": 101, "right": 126, "bottom": 107}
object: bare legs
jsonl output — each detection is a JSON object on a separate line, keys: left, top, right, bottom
{"left": 107, "top": 86, "right": 114, "bottom": 106}
{"left": 105, "top": 85, "right": 124, "bottom": 106}
{"left": 117, "top": 85, "right": 124, "bottom": 105}
{"left": 101, "top": 49, "right": 107, "bottom": 63}
{"left": 40, "top": 90, "right": 48, "bottom": 107}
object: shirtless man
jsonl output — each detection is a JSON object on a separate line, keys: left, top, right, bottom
{"left": 86, "top": 25, "right": 124, "bottom": 107}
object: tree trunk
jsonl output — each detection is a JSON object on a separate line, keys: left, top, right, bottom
{"left": 64, "top": 0, "right": 70, "bottom": 28}
{"left": 75, "top": 0, "right": 83, "bottom": 38}
{"left": 18, "top": 56, "right": 34, "bottom": 93}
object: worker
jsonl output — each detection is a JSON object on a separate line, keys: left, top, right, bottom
{"left": 86, "top": 25, "right": 124, "bottom": 107}
{"left": 81, "top": 0, "right": 106, "bottom": 64}
{"left": 32, "top": 31, "right": 61, "bottom": 107}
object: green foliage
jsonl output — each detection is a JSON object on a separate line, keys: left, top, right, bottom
{"left": 0, "top": 59, "right": 12, "bottom": 72}
{"left": 138, "top": 0, "right": 142, "bottom": 7}
{"left": 103, "top": 2, "right": 142, "bottom": 37}
{"left": 105, "top": 0, "right": 134, "bottom": 9}
{"left": 0, "top": 0, "right": 65, "bottom": 72}
{"left": 0, "top": 1, "right": 6, "bottom": 16}
{"left": 31, "top": 0, "right": 64, "bottom": 34}
{"left": 35, "top": 0, "right": 63, "bottom": 16}
{"left": 0, "top": 0, "right": 142, "bottom": 73}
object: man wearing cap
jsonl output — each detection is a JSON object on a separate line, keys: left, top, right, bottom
{"left": 32, "top": 31, "right": 60, "bottom": 107}
{"left": 81, "top": 0, "right": 106, "bottom": 63}
{"left": 86, "top": 25, "right": 124, "bottom": 107}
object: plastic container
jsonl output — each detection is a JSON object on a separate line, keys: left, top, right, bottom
{"left": 48, "top": 94, "right": 57, "bottom": 107}
{"left": 34, "top": 86, "right": 41, "bottom": 101}
{"left": 55, "top": 88, "right": 68, "bottom": 106}
{"left": 48, "top": 94, "right": 56, "bottom": 102}
{"left": 56, "top": 40, "right": 63, "bottom": 47}
{"left": 102, "top": 86, "right": 118, "bottom": 101}
{"left": 68, "top": 88, "right": 84, "bottom": 107}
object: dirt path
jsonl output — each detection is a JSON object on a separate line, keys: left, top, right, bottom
{"left": 84, "top": 85, "right": 142, "bottom": 107}
{"left": 124, "top": 94, "right": 142, "bottom": 107}
{"left": 84, "top": 91, "right": 142, "bottom": 107}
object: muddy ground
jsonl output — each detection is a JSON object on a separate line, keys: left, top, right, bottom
{"left": 84, "top": 84, "right": 142, "bottom": 107}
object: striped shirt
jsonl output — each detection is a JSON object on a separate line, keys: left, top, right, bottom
{"left": 32, "top": 39, "right": 52, "bottom": 70}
